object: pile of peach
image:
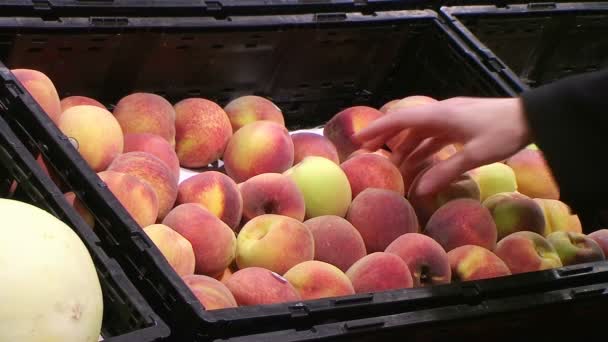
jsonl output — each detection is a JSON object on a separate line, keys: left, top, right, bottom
{"left": 13, "top": 68, "right": 608, "bottom": 311}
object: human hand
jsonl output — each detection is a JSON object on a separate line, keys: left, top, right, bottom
{"left": 354, "top": 97, "right": 531, "bottom": 197}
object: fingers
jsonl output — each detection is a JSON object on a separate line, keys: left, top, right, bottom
{"left": 404, "top": 136, "right": 451, "bottom": 167}
{"left": 390, "top": 130, "right": 428, "bottom": 167}
{"left": 354, "top": 104, "right": 441, "bottom": 144}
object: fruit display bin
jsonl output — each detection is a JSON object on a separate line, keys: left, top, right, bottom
{"left": 441, "top": 2, "right": 608, "bottom": 91}
{"left": 0, "top": 6, "right": 602, "bottom": 341}
{"left": 0, "top": 97, "right": 170, "bottom": 339}
{"left": 214, "top": 277, "right": 608, "bottom": 341}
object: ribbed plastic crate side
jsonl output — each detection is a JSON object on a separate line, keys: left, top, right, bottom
{"left": 441, "top": 2, "right": 608, "bottom": 90}
{"left": 216, "top": 281, "right": 608, "bottom": 341}
{"left": 0, "top": 108, "right": 170, "bottom": 340}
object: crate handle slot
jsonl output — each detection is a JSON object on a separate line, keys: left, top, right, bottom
{"left": 557, "top": 266, "right": 594, "bottom": 278}
{"left": 344, "top": 318, "right": 385, "bottom": 331}
{"left": 315, "top": 13, "right": 347, "bottom": 22}
{"left": 333, "top": 293, "right": 374, "bottom": 305}
{"left": 572, "top": 287, "right": 608, "bottom": 299}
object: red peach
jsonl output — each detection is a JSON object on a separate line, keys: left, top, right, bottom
{"left": 346, "top": 252, "right": 413, "bottom": 293}
{"left": 162, "top": 203, "right": 236, "bottom": 277}
{"left": 143, "top": 224, "right": 195, "bottom": 276}
{"left": 341, "top": 153, "right": 405, "bottom": 197}
{"left": 174, "top": 98, "right": 232, "bottom": 168}
{"left": 60, "top": 96, "right": 105, "bottom": 113}
{"left": 225, "top": 267, "right": 301, "bottom": 306}
{"left": 183, "top": 274, "right": 237, "bottom": 310}
{"left": 177, "top": 171, "right": 243, "bottom": 230}
{"left": 239, "top": 173, "right": 305, "bottom": 224}
{"left": 11, "top": 69, "right": 61, "bottom": 124}
{"left": 283, "top": 260, "right": 355, "bottom": 300}
{"left": 347, "top": 188, "right": 419, "bottom": 253}
{"left": 304, "top": 215, "right": 367, "bottom": 272}
{"left": 124, "top": 133, "right": 181, "bottom": 181}
{"left": 224, "top": 95, "right": 285, "bottom": 133}
{"left": 448, "top": 245, "right": 511, "bottom": 281}
{"left": 291, "top": 132, "right": 340, "bottom": 165}
{"left": 113, "top": 92, "right": 176, "bottom": 146}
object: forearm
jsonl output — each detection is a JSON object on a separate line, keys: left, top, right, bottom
{"left": 521, "top": 69, "right": 608, "bottom": 232}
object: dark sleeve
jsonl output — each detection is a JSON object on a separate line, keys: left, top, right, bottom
{"left": 520, "top": 69, "right": 608, "bottom": 233}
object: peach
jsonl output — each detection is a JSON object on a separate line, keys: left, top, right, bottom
{"left": 283, "top": 156, "right": 352, "bottom": 219}
{"left": 424, "top": 198, "right": 497, "bottom": 252}
{"left": 58, "top": 105, "right": 124, "bottom": 172}
{"left": 177, "top": 171, "right": 243, "bottom": 229}
{"left": 162, "top": 203, "right": 236, "bottom": 277}
{"left": 588, "top": 229, "right": 608, "bottom": 258}
{"left": 60, "top": 96, "right": 105, "bottom": 112}
{"left": 346, "top": 252, "right": 413, "bottom": 293}
{"left": 225, "top": 267, "right": 300, "bottom": 306}
{"left": 108, "top": 152, "right": 178, "bottom": 220}
{"left": 98, "top": 170, "right": 159, "bottom": 227}
{"left": 182, "top": 274, "right": 237, "bottom": 310}
{"left": 239, "top": 173, "right": 305, "bottom": 224}
{"left": 236, "top": 214, "right": 314, "bottom": 274}
{"left": 174, "top": 98, "right": 232, "bottom": 168}
{"left": 385, "top": 233, "right": 451, "bottom": 287}
{"left": 347, "top": 148, "right": 392, "bottom": 160}
{"left": 534, "top": 199, "right": 583, "bottom": 236}
{"left": 224, "top": 121, "right": 294, "bottom": 183}
{"left": 494, "top": 231, "right": 562, "bottom": 274}
{"left": 469, "top": 163, "right": 518, "bottom": 201}
{"left": 483, "top": 192, "right": 546, "bottom": 240}
{"left": 124, "top": 133, "right": 180, "bottom": 181}
{"left": 398, "top": 145, "right": 456, "bottom": 195}
{"left": 217, "top": 268, "right": 233, "bottom": 284}
{"left": 378, "top": 99, "right": 401, "bottom": 114}
{"left": 448, "top": 245, "right": 511, "bottom": 281}
{"left": 304, "top": 215, "right": 367, "bottom": 272}
{"left": 547, "top": 231, "right": 605, "bottom": 266}
{"left": 63, "top": 192, "right": 95, "bottom": 228}
{"left": 408, "top": 170, "right": 480, "bottom": 226}
{"left": 291, "top": 132, "right": 340, "bottom": 165}
{"left": 340, "top": 153, "right": 404, "bottom": 197}
{"left": 385, "top": 96, "right": 437, "bottom": 151}
{"left": 11, "top": 69, "right": 61, "bottom": 124}
{"left": 323, "top": 106, "right": 384, "bottom": 161}
{"left": 506, "top": 147, "right": 559, "bottom": 200}
{"left": 346, "top": 188, "right": 418, "bottom": 253}
{"left": 113, "top": 93, "right": 176, "bottom": 146}
{"left": 283, "top": 260, "right": 355, "bottom": 300}
{"left": 143, "top": 224, "right": 195, "bottom": 276}
{"left": 223, "top": 95, "right": 285, "bottom": 132}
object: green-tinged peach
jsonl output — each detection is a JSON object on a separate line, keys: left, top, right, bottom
{"left": 236, "top": 214, "right": 314, "bottom": 275}
{"left": 547, "top": 231, "right": 605, "bottom": 266}
{"left": 283, "top": 156, "right": 352, "bottom": 219}
{"left": 483, "top": 192, "right": 546, "bottom": 240}
{"left": 469, "top": 163, "right": 518, "bottom": 201}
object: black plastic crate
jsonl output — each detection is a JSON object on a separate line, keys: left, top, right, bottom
{"left": 0, "top": 99, "right": 169, "bottom": 340}
{"left": 0, "top": 7, "right": 582, "bottom": 341}
{"left": 215, "top": 277, "right": 608, "bottom": 341}
{"left": 441, "top": 2, "right": 608, "bottom": 91}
